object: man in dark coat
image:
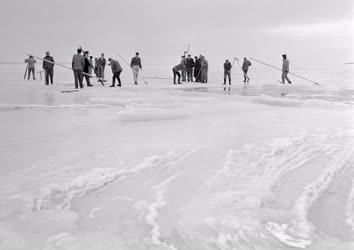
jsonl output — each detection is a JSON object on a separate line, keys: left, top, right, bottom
{"left": 43, "top": 51, "right": 54, "bottom": 85}
{"left": 83, "top": 51, "right": 93, "bottom": 87}
{"left": 108, "top": 58, "right": 123, "bottom": 87}
{"left": 186, "top": 55, "right": 194, "bottom": 82}
{"left": 223, "top": 59, "right": 232, "bottom": 85}
{"left": 194, "top": 56, "right": 201, "bottom": 82}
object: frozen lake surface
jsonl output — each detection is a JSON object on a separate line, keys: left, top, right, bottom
{"left": 0, "top": 64, "right": 353, "bottom": 249}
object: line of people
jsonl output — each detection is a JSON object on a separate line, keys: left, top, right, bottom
{"left": 24, "top": 50, "right": 292, "bottom": 89}
{"left": 24, "top": 49, "right": 144, "bottom": 89}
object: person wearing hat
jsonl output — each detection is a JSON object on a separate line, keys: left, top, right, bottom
{"left": 130, "top": 52, "right": 142, "bottom": 84}
{"left": 24, "top": 55, "right": 36, "bottom": 80}
{"left": 108, "top": 58, "right": 123, "bottom": 87}
{"left": 43, "top": 51, "right": 55, "bottom": 85}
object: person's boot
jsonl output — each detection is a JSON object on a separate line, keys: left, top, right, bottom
{"left": 117, "top": 84, "right": 121, "bottom": 87}
{"left": 110, "top": 84, "right": 115, "bottom": 87}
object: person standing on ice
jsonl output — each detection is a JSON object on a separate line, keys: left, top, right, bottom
{"left": 98, "top": 53, "right": 106, "bottom": 80}
{"left": 71, "top": 48, "right": 85, "bottom": 89}
{"left": 200, "top": 56, "right": 208, "bottom": 83}
{"left": 223, "top": 59, "right": 232, "bottom": 85}
{"left": 181, "top": 55, "right": 187, "bottom": 82}
{"left": 83, "top": 51, "right": 93, "bottom": 87}
{"left": 186, "top": 54, "right": 194, "bottom": 82}
{"left": 130, "top": 52, "right": 142, "bottom": 84}
{"left": 24, "top": 55, "right": 36, "bottom": 80}
{"left": 42, "top": 51, "right": 54, "bottom": 85}
{"left": 281, "top": 54, "right": 292, "bottom": 84}
{"left": 172, "top": 59, "right": 183, "bottom": 84}
{"left": 108, "top": 58, "right": 123, "bottom": 87}
{"left": 194, "top": 56, "right": 201, "bottom": 82}
{"left": 242, "top": 57, "right": 251, "bottom": 83}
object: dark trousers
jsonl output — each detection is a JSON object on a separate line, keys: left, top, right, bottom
{"left": 187, "top": 68, "right": 193, "bottom": 82}
{"left": 73, "top": 69, "right": 84, "bottom": 89}
{"left": 28, "top": 68, "right": 35, "bottom": 80}
{"left": 84, "top": 74, "right": 91, "bottom": 86}
{"left": 173, "top": 70, "right": 181, "bottom": 84}
{"left": 224, "top": 71, "right": 231, "bottom": 85}
{"left": 112, "top": 71, "right": 122, "bottom": 86}
{"left": 243, "top": 69, "right": 249, "bottom": 82}
{"left": 194, "top": 68, "right": 200, "bottom": 82}
{"left": 45, "top": 68, "right": 53, "bottom": 85}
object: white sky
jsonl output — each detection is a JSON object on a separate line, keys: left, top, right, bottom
{"left": 0, "top": 0, "right": 353, "bottom": 69}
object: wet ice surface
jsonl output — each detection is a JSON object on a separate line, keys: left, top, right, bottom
{"left": 0, "top": 65, "right": 354, "bottom": 250}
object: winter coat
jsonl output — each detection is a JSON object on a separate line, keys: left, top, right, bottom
{"left": 110, "top": 59, "right": 122, "bottom": 73}
{"left": 130, "top": 56, "right": 142, "bottom": 68}
{"left": 242, "top": 59, "right": 252, "bottom": 71}
{"left": 194, "top": 59, "right": 201, "bottom": 70}
{"left": 282, "top": 59, "right": 290, "bottom": 72}
{"left": 98, "top": 57, "right": 106, "bottom": 67}
{"left": 173, "top": 63, "right": 183, "bottom": 72}
{"left": 25, "top": 57, "right": 36, "bottom": 69}
{"left": 43, "top": 56, "right": 54, "bottom": 70}
{"left": 83, "top": 58, "right": 91, "bottom": 73}
{"left": 224, "top": 62, "right": 232, "bottom": 72}
{"left": 72, "top": 53, "right": 85, "bottom": 70}
{"left": 186, "top": 58, "right": 194, "bottom": 69}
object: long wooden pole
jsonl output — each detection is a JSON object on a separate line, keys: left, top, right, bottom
{"left": 26, "top": 53, "right": 93, "bottom": 77}
{"left": 250, "top": 57, "right": 320, "bottom": 86}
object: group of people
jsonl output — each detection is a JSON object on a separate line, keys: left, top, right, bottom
{"left": 173, "top": 54, "right": 209, "bottom": 84}
{"left": 25, "top": 49, "right": 292, "bottom": 89}
{"left": 71, "top": 49, "right": 143, "bottom": 89}
{"left": 24, "top": 52, "right": 55, "bottom": 85}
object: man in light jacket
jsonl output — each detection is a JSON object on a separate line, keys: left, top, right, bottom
{"left": 72, "top": 48, "right": 85, "bottom": 89}
{"left": 25, "top": 56, "right": 36, "bottom": 80}
{"left": 108, "top": 58, "right": 123, "bottom": 87}
{"left": 130, "top": 52, "right": 142, "bottom": 84}
{"left": 281, "top": 54, "right": 292, "bottom": 84}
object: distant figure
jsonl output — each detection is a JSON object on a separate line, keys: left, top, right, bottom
{"left": 172, "top": 59, "right": 183, "bottom": 84}
{"left": 97, "top": 53, "right": 106, "bottom": 79}
{"left": 130, "top": 52, "right": 142, "bottom": 84}
{"left": 186, "top": 55, "right": 194, "bottom": 82}
{"left": 83, "top": 51, "right": 93, "bottom": 87}
{"left": 43, "top": 51, "right": 54, "bottom": 85}
{"left": 108, "top": 58, "right": 123, "bottom": 87}
{"left": 281, "top": 54, "right": 292, "bottom": 84}
{"left": 242, "top": 57, "right": 251, "bottom": 82}
{"left": 223, "top": 59, "right": 232, "bottom": 85}
{"left": 181, "top": 55, "right": 187, "bottom": 81}
{"left": 94, "top": 58, "right": 99, "bottom": 77}
{"left": 71, "top": 48, "right": 85, "bottom": 89}
{"left": 194, "top": 56, "right": 201, "bottom": 82}
{"left": 200, "top": 56, "right": 208, "bottom": 83}
{"left": 24, "top": 55, "right": 36, "bottom": 80}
